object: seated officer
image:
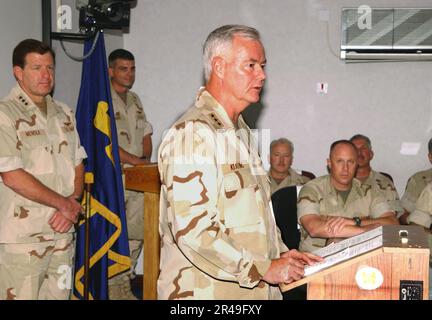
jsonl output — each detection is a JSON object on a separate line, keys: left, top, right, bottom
{"left": 407, "top": 182, "right": 432, "bottom": 252}
{"left": 297, "top": 140, "right": 399, "bottom": 253}
{"left": 268, "top": 138, "right": 311, "bottom": 195}
{"left": 350, "top": 134, "right": 403, "bottom": 218}
{"left": 400, "top": 137, "right": 432, "bottom": 224}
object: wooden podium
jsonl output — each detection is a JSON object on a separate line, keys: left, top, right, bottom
{"left": 124, "top": 164, "right": 161, "bottom": 300}
{"left": 281, "top": 225, "right": 430, "bottom": 300}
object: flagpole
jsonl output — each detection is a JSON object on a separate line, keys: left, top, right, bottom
{"left": 83, "top": 172, "right": 94, "bottom": 300}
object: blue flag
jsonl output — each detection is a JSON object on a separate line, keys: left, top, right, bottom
{"left": 73, "top": 31, "right": 130, "bottom": 300}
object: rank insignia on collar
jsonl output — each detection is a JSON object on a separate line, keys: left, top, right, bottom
{"left": 209, "top": 112, "right": 223, "bottom": 128}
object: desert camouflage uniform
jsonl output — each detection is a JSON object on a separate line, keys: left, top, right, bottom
{"left": 401, "top": 168, "right": 432, "bottom": 213}
{"left": 268, "top": 168, "right": 310, "bottom": 195}
{"left": 408, "top": 182, "right": 432, "bottom": 264}
{"left": 110, "top": 85, "right": 153, "bottom": 297}
{"left": 297, "top": 175, "right": 393, "bottom": 253}
{"left": 362, "top": 170, "right": 403, "bottom": 218}
{"left": 0, "top": 85, "right": 86, "bottom": 299}
{"left": 157, "top": 88, "right": 287, "bottom": 300}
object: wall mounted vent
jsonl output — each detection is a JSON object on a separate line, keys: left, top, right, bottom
{"left": 341, "top": 8, "right": 432, "bottom": 61}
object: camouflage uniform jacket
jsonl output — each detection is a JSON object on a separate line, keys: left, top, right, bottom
{"left": 362, "top": 170, "right": 403, "bottom": 217}
{"left": 157, "top": 88, "right": 287, "bottom": 300}
{"left": 111, "top": 84, "right": 153, "bottom": 160}
{"left": 0, "top": 85, "right": 87, "bottom": 243}
{"left": 401, "top": 168, "right": 432, "bottom": 213}
{"left": 268, "top": 168, "right": 310, "bottom": 195}
{"left": 297, "top": 175, "right": 393, "bottom": 252}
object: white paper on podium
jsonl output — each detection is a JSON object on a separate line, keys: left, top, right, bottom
{"left": 304, "top": 226, "right": 383, "bottom": 277}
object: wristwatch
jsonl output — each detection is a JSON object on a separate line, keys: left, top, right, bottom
{"left": 353, "top": 217, "right": 362, "bottom": 227}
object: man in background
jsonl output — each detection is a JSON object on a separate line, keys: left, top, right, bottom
{"left": 298, "top": 140, "right": 398, "bottom": 253}
{"left": 108, "top": 49, "right": 153, "bottom": 299}
{"left": 268, "top": 138, "right": 311, "bottom": 195}
{"left": 349, "top": 134, "right": 403, "bottom": 218}
{"left": 400, "top": 138, "right": 432, "bottom": 224}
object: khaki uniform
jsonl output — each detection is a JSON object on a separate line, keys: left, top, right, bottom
{"left": 297, "top": 175, "right": 393, "bottom": 253}
{"left": 112, "top": 84, "right": 153, "bottom": 241}
{"left": 268, "top": 168, "right": 310, "bottom": 195}
{"left": 0, "top": 85, "right": 86, "bottom": 299}
{"left": 157, "top": 88, "right": 286, "bottom": 300}
{"left": 401, "top": 168, "right": 432, "bottom": 213}
{"left": 363, "top": 170, "right": 403, "bottom": 217}
{"left": 110, "top": 85, "right": 152, "bottom": 297}
{"left": 408, "top": 182, "right": 432, "bottom": 262}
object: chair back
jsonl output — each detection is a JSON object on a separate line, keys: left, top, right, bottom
{"left": 301, "top": 170, "right": 316, "bottom": 180}
{"left": 271, "top": 186, "right": 300, "bottom": 249}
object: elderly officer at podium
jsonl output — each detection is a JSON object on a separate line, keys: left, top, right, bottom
{"left": 157, "top": 25, "right": 322, "bottom": 300}
{"left": 297, "top": 140, "right": 399, "bottom": 253}
{"left": 0, "top": 39, "right": 86, "bottom": 299}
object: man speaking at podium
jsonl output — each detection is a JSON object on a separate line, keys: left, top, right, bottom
{"left": 298, "top": 140, "right": 399, "bottom": 253}
{"left": 157, "top": 25, "right": 322, "bottom": 300}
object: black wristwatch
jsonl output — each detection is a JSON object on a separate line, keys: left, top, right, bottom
{"left": 353, "top": 217, "right": 362, "bottom": 227}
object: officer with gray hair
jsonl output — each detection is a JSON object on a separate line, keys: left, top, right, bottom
{"left": 268, "top": 137, "right": 311, "bottom": 195}
{"left": 157, "top": 25, "right": 322, "bottom": 300}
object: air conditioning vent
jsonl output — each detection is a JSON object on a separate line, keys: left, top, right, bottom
{"left": 341, "top": 8, "right": 432, "bottom": 61}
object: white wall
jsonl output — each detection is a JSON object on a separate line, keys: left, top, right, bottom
{"left": 51, "top": 0, "right": 123, "bottom": 108}
{"left": 0, "top": 0, "right": 122, "bottom": 110}
{"left": 0, "top": 0, "right": 42, "bottom": 98}
{"left": 125, "top": 0, "right": 432, "bottom": 195}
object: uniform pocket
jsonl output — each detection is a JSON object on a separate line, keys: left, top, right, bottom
{"left": 222, "top": 168, "right": 261, "bottom": 228}
{"left": 17, "top": 130, "right": 53, "bottom": 175}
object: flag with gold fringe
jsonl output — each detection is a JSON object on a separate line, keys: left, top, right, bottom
{"left": 73, "top": 31, "right": 130, "bottom": 300}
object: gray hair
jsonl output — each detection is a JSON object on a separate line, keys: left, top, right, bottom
{"left": 203, "top": 25, "right": 261, "bottom": 82}
{"left": 349, "top": 134, "right": 372, "bottom": 150}
{"left": 270, "top": 138, "right": 294, "bottom": 154}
